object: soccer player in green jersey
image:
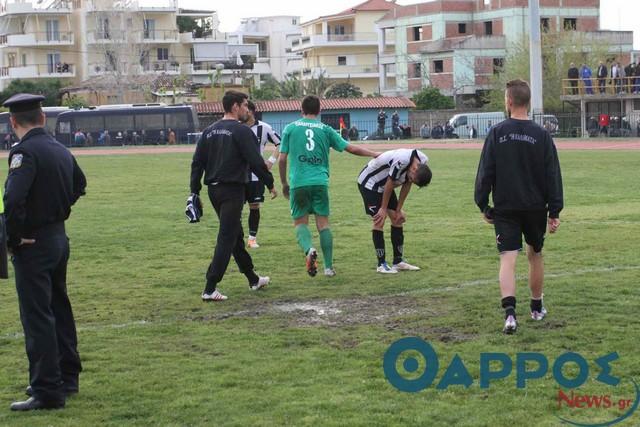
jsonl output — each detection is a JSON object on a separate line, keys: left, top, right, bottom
{"left": 278, "top": 95, "right": 378, "bottom": 277}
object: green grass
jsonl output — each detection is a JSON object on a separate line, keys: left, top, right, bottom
{"left": 0, "top": 149, "right": 639, "bottom": 426}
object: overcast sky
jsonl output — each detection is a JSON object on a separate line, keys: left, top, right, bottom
{"left": 176, "top": 0, "right": 639, "bottom": 48}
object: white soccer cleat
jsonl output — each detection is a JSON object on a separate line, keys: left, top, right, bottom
{"left": 250, "top": 276, "right": 270, "bottom": 291}
{"left": 376, "top": 262, "right": 398, "bottom": 274}
{"left": 324, "top": 268, "right": 336, "bottom": 277}
{"left": 530, "top": 306, "right": 547, "bottom": 321}
{"left": 393, "top": 261, "right": 421, "bottom": 271}
{"left": 202, "top": 290, "right": 228, "bottom": 301}
{"left": 503, "top": 315, "right": 517, "bottom": 334}
{"left": 247, "top": 238, "right": 260, "bottom": 249}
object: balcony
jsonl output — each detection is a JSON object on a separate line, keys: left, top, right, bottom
{"left": 302, "top": 65, "right": 379, "bottom": 79}
{"left": 141, "top": 61, "right": 180, "bottom": 74}
{"left": 85, "top": 0, "right": 177, "bottom": 12}
{"left": 291, "top": 32, "right": 378, "bottom": 51}
{"left": 0, "top": 32, "right": 74, "bottom": 47}
{"left": 0, "top": 63, "right": 75, "bottom": 79}
{"left": 87, "top": 30, "right": 129, "bottom": 44}
{"left": 0, "top": 1, "right": 72, "bottom": 15}
{"left": 142, "top": 30, "right": 178, "bottom": 43}
{"left": 179, "top": 31, "right": 237, "bottom": 44}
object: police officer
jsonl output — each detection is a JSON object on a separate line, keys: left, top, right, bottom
{"left": 3, "top": 93, "right": 86, "bottom": 411}
{"left": 190, "top": 90, "right": 276, "bottom": 301}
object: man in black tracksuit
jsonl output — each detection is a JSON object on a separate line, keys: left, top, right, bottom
{"left": 474, "top": 79, "right": 563, "bottom": 334}
{"left": 3, "top": 93, "right": 86, "bottom": 411}
{"left": 190, "top": 91, "right": 276, "bottom": 301}
{"left": 567, "top": 63, "right": 579, "bottom": 95}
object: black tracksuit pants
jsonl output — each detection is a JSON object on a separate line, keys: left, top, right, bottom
{"left": 205, "top": 184, "right": 258, "bottom": 293}
{"left": 12, "top": 223, "right": 81, "bottom": 404}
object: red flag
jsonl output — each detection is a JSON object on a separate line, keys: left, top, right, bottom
{"left": 339, "top": 116, "right": 346, "bottom": 130}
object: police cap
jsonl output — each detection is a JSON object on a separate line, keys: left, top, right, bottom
{"left": 3, "top": 93, "right": 45, "bottom": 113}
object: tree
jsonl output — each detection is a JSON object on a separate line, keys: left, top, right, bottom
{"left": 279, "top": 75, "right": 303, "bottom": 99}
{"left": 252, "top": 75, "right": 282, "bottom": 100}
{"left": 87, "top": 0, "right": 153, "bottom": 103}
{"left": 486, "top": 31, "right": 609, "bottom": 111}
{"left": 304, "top": 71, "right": 329, "bottom": 96}
{"left": 0, "top": 79, "right": 63, "bottom": 106}
{"left": 62, "top": 95, "right": 90, "bottom": 109}
{"left": 325, "top": 81, "right": 363, "bottom": 99}
{"left": 411, "top": 87, "right": 455, "bottom": 110}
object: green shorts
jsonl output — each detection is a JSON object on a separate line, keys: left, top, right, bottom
{"left": 290, "top": 185, "right": 330, "bottom": 219}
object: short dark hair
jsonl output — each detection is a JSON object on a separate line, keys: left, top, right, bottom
{"left": 247, "top": 100, "right": 256, "bottom": 113}
{"left": 414, "top": 164, "right": 432, "bottom": 188}
{"left": 222, "top": 90, "right": 248, "bottom": 113}
{"left": 11, "top": 109, "right": 44, "bottom": 127}
{"left": 506, "top": 79, "right": 531, "bottom": 108}
{"left": 301, "top": 95, "right": 321, "bottom": 115}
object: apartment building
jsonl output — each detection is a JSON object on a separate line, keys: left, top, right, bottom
{"left": 0, "top": 0, "right": 275, "bottom": 98}
{"left": 377, "top": 0, "right": 634, "bottom": 102}
{"left": 291, "top": 0, "right": 398, "bottom": 95}
{"left": 233, "top": 15, "right": 302, "bottom": 82}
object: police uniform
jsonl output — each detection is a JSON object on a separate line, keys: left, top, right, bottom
{"left": 3, "top": 94, "right": 87, "bottom": 411}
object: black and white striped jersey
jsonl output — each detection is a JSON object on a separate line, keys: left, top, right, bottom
{"left": 357, "top": 149, "right": 428, "bottom": 193}
{"left": 250, "top": 120, "right": 281, "bottom": 182}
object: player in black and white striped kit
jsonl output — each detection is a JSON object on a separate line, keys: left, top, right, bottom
{"left": 244, "top": 101, "right": 281, "bottom": 248}
{"left": 357, "top": 148, "right": 432, "bottom": 273}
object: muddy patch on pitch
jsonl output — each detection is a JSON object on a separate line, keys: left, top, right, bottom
{"left": 271, "top": 295, "right": 430, "bottom": 327}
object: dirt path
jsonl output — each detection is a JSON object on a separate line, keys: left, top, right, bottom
{"left": 1, "top": 138, "right": 639, "bottom": 158}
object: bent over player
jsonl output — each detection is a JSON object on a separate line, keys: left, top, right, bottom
{"left": 357, "top": 149, "right": 432, "bottom": 273}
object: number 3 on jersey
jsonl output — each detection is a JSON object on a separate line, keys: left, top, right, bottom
{"left": 305, "top": 129, "right": 315, "bottom": 151}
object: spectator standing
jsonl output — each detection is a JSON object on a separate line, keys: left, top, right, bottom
{"left": 568, "top": 63, "right": 579, "bottom": 94}
{"left": 391, "top": 111, "right": 400, "bottom": 139}
{"left": 377, "top": 109, "right": 387, "bottom": 136}
{"left": 581, "top": 63, "right": 593, "bottom": 95}
{"left": 168, "top": 128, "right": 176, "bottom": 145}
{"left": 596, "top": 61, "right": 608, "bottom": 94}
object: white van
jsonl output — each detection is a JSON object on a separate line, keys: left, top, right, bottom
{"left": 448, "top": 111, "right": 506, "bottom": 138}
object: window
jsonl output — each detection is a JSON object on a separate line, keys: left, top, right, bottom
{"left": 454, "top": 116, "right": 467, "bottom": 127}
{"left": 292, "top": 18, "right": 298, "bottom": 25}
{"left": 492, "top": 57, "right": 504, "bottom": 74}
{"left": 412, "top": 63, "right": 422, "bottom": 78}
{"left": 105, "top": 114, "right": 134, "bottom": 131}
{"left": 157, "top": 48, "right": 169, "bottom": 61}
{"left": 634, "top": 99, "right": 640, "bottom": 111}
{"left": 136, "top": 114, "right": 165, "bottom": 130}
{"left": 166, "top": 111, "right": 189, "bottom": 130}
{"left": 540, "top": 18, "right": 550, "bottom": 32}
{"left": 144, "top": 19, "right": 156, "bottom": 39}
{"left": 74, "top": 115, "right": 104, "bottom": 133}
{"left": 413, "top": 26, "right": 422, "bottom": 41}
{"left": 484, "top": 0, "right": 490, "bottom": 5}
{"left": 563, "top": 18, "right": 577, "bottom": 31}
{"left": 433, "top": 60, "right": 444, "bottom": 73}
{"left": 484, "top": 21, "right": 493, "bottom": 35}
{"left": 21, "top": 54, "right": 26, "bottom": 66}
{"left": 58, "top": 121, "right": 71, "bottom": 134}
{"left": 337, "top": 56, "right": 347, "bottom": 66}
{"left": 458, "top": 23, "right": 467, "bottom": 34}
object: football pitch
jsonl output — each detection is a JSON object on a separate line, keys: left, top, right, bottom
{"left": 0, "top": 147, "right": 639, "bottom": 426}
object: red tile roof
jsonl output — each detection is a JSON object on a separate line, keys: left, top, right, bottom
{"left": 333, "top": 0, "right": 398, "bottom": 17}
{"left": 193, "top": 97, "right": 415, "bottom": 114}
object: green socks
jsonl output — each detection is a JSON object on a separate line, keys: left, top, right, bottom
{"left": 295, "top": 224, "right": 313, "bottom": 255}
{"left": 319, "top": 228, "right": 333, "bottom": 269}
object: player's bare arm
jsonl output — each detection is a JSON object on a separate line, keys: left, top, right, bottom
{"left": 345, "top": 144, "right": 379, "bottom": 158}
{"left": 278, "top": 153, "right": 290, "bottom": 199}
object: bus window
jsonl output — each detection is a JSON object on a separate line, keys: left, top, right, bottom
{"left": 45, "top": 117, "right": 57, "bottom": 134}
{"left": 75, "top": 115, "right": 105, "bottom": 133}
{"left": 58, "top": 121, "right": 71, "bottom": 134}
{"left": 165, "top": 111, "right": 189, "bottom": 130}
{"left": 105, "top": 114, "right": 134, "bottom": 131}
{"left": 136, "top": 113, "right": 164, "bottom": 130}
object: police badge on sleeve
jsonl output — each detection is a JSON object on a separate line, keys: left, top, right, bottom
{"left": 9, "top": 154, "right": 22, "bottom": 169}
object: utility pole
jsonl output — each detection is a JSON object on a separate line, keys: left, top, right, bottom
{"left": 529, "top": 0, "right": 543, "bottom": 115}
